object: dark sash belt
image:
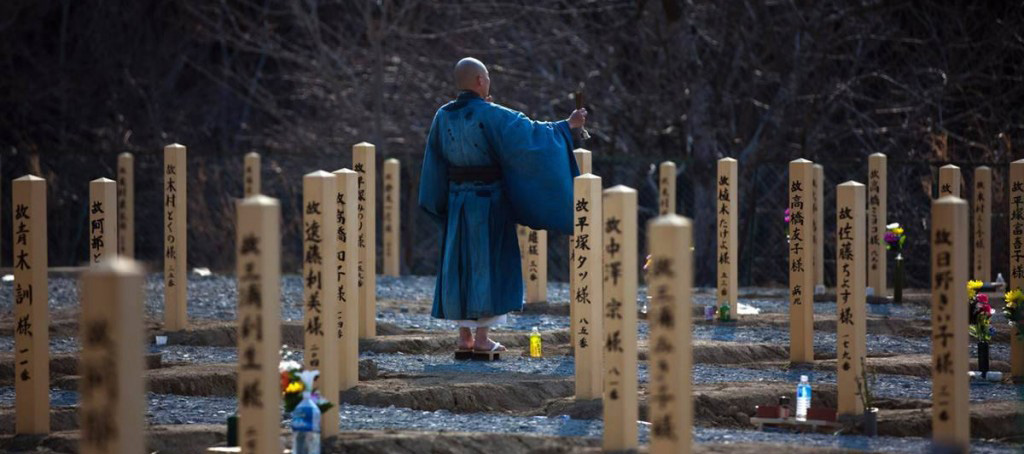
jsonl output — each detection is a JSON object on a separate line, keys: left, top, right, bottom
{"left": 449, "top": 166, "right": 502, "bottom": 183}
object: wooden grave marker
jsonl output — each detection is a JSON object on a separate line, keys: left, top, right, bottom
{"left": 867, "top": 153, "right": 886, "bottom": 297}
{"left": 353, "top": 142, "right": 377, "bottom": 338}
{"left": 573, "top": 173, "right": 603, "bottom": 399}
{"left": 658, "top": 161, "right": 676, "bottom": 215}
{"left": 788, "top": 159, "right": 815, "bottom": 363}
{"left": 647, "top": 214, "right": 693, "bottom": 454}
{"left": 813, "top": 164, "right": 825, "bottom": 293}
{"left": 13, "top": 175, "right": 49, "bottom": 434}
{"left": 835, "top": 181, "right": 866, "bottom": 416}
{"left": 244, "top": 152, "right": 261, "bottom": 197}
{"left": 302, "top": 170, "right": 340, "bottom": 436}
{"left": 570, "top": 148, "right": 592, "bottom": 347}
{"left": 717, "top": 158, "right": 738, "bottom": 311}
{"left": 236, "top": 196, "right": 282, "bottom": 454}
{"left": 164, "top": 143, "right": 188, "bottom": 331}
{"left": 333, "top": 168, "right": 360, "bottom": 390}
{"left": 117, "top": 152, "right": 134, "bottom": 258}
{"left": 973, "top": 166, "right": 992, "bottom": 282}
{"left": 524, "top": 228, "right": 547, "bottom": 303}
{"left": 939, "top": 164, "right": 961, "bottom": 197}
{"left": 79, "top": 259, "right": 146, "bottom": 454}
{"left": 89, "top": 178, "right": 118, "bottom": 264}
{"left": 1008, "top": 160, "right": 1024, "bottom": 378}
{"left": 601, "top": 185, "right": 638, "bottom": 451}
{"left": 930, "top": 195, "right": 969, "bottom": 451}
{"left": 383, "top": 158, "right": 400, "bottom": 276}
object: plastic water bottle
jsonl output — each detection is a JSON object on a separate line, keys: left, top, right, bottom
{"left": 996, "top": 273, "right": 1006, "bottom": 287}
{"left": 529, "top": 327, "right": 542, "bottom": 358}
{"left": 795, "top": 375, "right": 811, "bottom": 421}
{"left": 292, "top": 371, "right": 322, "bottom": 454}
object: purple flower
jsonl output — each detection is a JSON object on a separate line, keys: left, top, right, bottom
{"left": 979, "top": 302, "right": 992, "bottom": 315}
{"left": 884, "top": 232, "right": 899, "bottom": 244}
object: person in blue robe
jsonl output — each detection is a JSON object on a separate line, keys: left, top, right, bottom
{"left": 419, "top": 57, "right": 587, "bottom": 352}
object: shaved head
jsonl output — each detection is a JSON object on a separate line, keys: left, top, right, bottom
{"left": 454, "top": 57, "right": 490, "bottom": 97}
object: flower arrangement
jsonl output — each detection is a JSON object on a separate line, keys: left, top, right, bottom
{"left": 967, "top": 279, "right": 984, "bottom": 300}
{"left": 967, "top": 281, "right": 995, "bottom": 342}
{"left": 883, "top": 223, "right": 906, "bottom": 252}
{"left": 1004, "top": 288, "right": 1024, "bottom": 339}
{"left": 279, "top": 360, "right": 334, "bottom": 413}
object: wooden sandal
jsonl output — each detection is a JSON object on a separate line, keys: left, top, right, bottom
{"left": 454, "top": 346, "right": 474, "bottom": 360}
{"left": 472, "top": 341, "right": 505, "bottom": 361}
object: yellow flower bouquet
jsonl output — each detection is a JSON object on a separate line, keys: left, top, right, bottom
{"left": 1004, "top": 288, "right": 1024, "bottom": 339}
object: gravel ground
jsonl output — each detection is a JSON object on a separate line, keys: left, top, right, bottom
{"left": 0, "top": 336, "right": 80, "bottom": 355}
{"left": 11, "top": 320, "right": 1000, "bottom": 363}
{"left": 360, "top": 353, "right": 1021, "bottom": 402}
{"left": 1, "top": 318, "right": 1012, "bottom": 368}
{"left": 0, "top": 274, "right": 945, "bottom": 321}
{"left": 368, "top": 314, "right": 1013, "bottom": 362}
{"left": 60, "top": 342, "right": 1017, "bottom": 403}
{"left": 2, "top": 274, "right": 1018, "bottom": 405}
{"left": 0, "top": 388, "right": 1018, "bottom": 453}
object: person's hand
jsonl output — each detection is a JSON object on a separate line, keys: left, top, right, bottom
{"left": 568, "top": 108, "right": 587, "bottom": 129}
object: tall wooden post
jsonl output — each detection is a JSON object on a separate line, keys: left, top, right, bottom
{"left": 658, "top": 161, "right": 676, "bottom": 215}
{"left": 574, "top": 149, "right": 593, "bottom": 175}
{"left": 573, "top": 173, "right": 603, "bottom": 399}
{"left": 164, "top": 144, "right": 188, "bottom": 331}
{"left": 13, "top": 175, "right": 49, "bottom": 434}
{"left": 835, "top": 182, "right": 866, "bottom": 416}
{"left": 89, "top": 178, "right": 118, "bottom": 265}
{"left": 333, "top": 169, "right": 360, "bottom": 391}
{"left": 788, "top": 159, "right": 815, "bottom": 363}
{"left": 117, "top": 152, "right": 134, "bottom": 258}
{"left": 973, "top": 166, "right": 992, "bottom": 282}
{"left": 236, "top": 196, "right": 282, "bottom": 454}
{"left": 524, "top": 228, "right": 547, "bottom": 303}
{"left": 1008, "top": 160, "right": 1024, "bottom": 379}
{"left": 601, "top": 186, "right": 638, "bottom": 451}
{"left": 647, "top": 214, "right": 693, "bottom": 454}
{"left": 244, "top": 152, "right": 261, "bottom": 197}
{"left": 813, "top": 164, "right": 825, "bottom": 292}
{"left": 353, "top": 142, "right": 377, "bottom": 338}
{"left": 302, "top": 171, "right": 340, "bottom": 436}
{"left": 79, "top": 259, "right": 145, "bottom": 454}
{"left": 930, "top": 195, "right": 969, "bottom": 452}
{"left": 383, "top": 158, "right": 400, "bottom": 276}
{"left": 867, "top": 153, "right": 886, "bottom": 297}
{"left": 570, "top": 149, "right": 592, "bottom": 347}
{"left": 717, "top": 158, "right": 738, "bottom": 309}
{"left": 938, "top": 164, "right": 961, "bottom": 197}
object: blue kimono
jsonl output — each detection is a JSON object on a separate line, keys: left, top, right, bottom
{"left": 419, "top": 91, "right": 580, "bottom": 320}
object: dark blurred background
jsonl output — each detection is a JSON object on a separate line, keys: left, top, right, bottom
{"left": 0, "top": 1, "right": 1022, "bottom": 288}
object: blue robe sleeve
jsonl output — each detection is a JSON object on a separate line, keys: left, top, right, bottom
{"left": 418, "top": 110, "right": 449, "bottom": 225}
{"left": 486, "top": 107, "right": 581, "bottom": 234}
